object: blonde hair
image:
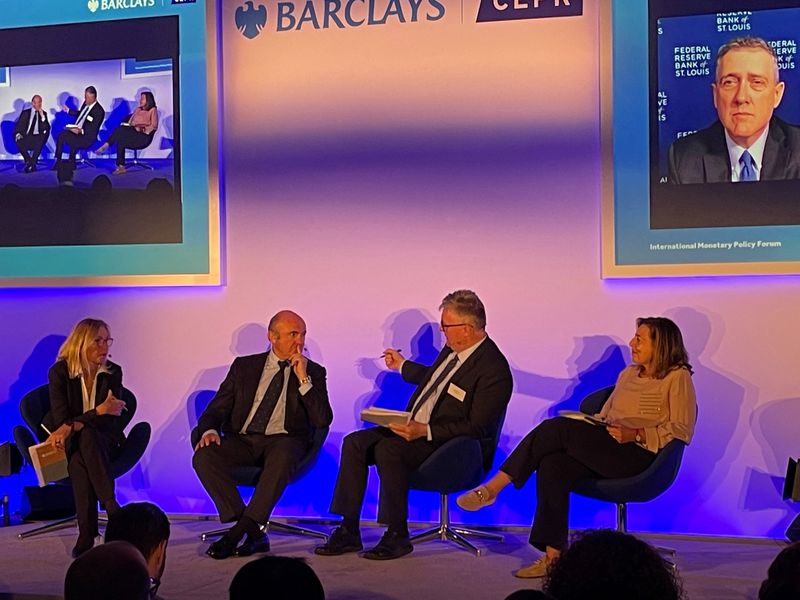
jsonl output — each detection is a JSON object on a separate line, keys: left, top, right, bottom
{"left": 57, "top": 318, "right": 112, "bottom": 378}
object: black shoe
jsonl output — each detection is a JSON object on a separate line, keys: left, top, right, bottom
{"left": 206, "top": 536, "right": 239, "bottom": 560}
{"left": 234, "top": 532, "right": 270, "bottom": 557}
{"left": 71, "top": 535, "right": 95, "bottom": 559}
{"left": 362, "top": 530, "right": 413, "bottom": 561}
{"left": 314, "top": 526, "right": 363, "bottom": 556}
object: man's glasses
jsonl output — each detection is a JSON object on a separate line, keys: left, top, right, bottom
{"left": 440, "top": 322, "right": 472, "bottom": 331}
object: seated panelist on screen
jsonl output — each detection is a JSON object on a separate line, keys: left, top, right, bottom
{"left": 54, "top": 85, "right": 105, "bottom": 169}
{"left": 13, "top": 94, "right": 50, "bottom": 173}
{"left": 97, "top": 91, "right": 158, "bottom": 176}
{"left": 668, "top": 36, "right": 800, "bottom": 184}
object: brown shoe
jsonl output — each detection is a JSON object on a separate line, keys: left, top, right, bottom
{"left": 456, "top": 485, "right": 496, "bottom": 511}
{"left": 514, "top": 555, "right": 551, "bottom": 578}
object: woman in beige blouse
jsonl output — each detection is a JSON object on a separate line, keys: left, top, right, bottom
{"left": 457, "top": 317, "right": 696, "bottom": 579}
{"left": 97, "top": 91, "right": 158, "bottom": 175}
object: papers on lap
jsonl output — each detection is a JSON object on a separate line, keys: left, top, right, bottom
{"left": 360, "top": 407, "right": 411, "bottom": 427}
{"left": 558, "top": 410, "right": 607, "bottom": 427}
{"left": 29, "top": 441, "right": 68, "bottom": 487}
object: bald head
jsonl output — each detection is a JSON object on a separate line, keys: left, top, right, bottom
{"left": 65, "top": 541, "right": 150, "bottom": 600}
{"left": 267, "top": 310, "right": 307, "bottom": 359}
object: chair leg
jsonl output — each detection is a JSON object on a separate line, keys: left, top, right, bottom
{"left": 199, "top": 525, "right": 233, "bottom": 542}
{"left": 18, "top": 516, "right": 78, "bottom": 540}
{"left": 409, "top": 493, "right": 503, "bottom": 557}
{"left": 267, "top": 520, "right": 327, "bottom": 540}
{"left": 615, "top": 503, "right": 677, "bottom": 565}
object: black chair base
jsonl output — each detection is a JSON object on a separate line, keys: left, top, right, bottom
{"left": 199, "top": 519, "right": 328, "bottom": 542}
{"left": 126, "top": 156, "right": 154, "bottom": 171}
{"left": 410, "top": 493, "right": 503, "bottom": 557}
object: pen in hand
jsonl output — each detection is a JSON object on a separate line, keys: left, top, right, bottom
{"left": 379, "top": 349, "right": 403, "bottom": 358}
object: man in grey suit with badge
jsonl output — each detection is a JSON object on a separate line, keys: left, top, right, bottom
{"left": 315, "top": 289, "right": 513, "bottom": 560}
{"left": 193, "top": 310, "right": 333, "bottom": 559}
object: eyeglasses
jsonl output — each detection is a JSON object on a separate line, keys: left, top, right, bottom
{"left": 440, "top": 322, "right": 472, "bottom": 331}
{"left": 148, "top": 576, "right": 161, "bottom": 599}
{"left": 92, "top": 337, "right": 114, "bottom": 347}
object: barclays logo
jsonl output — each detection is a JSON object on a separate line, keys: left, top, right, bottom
{"left": 88, "top": 0, "right": 156, "bottom": 12}
{"left": 234, "top": 0, "right": 445, "bottom": 37}
{"left": 88, "top": 0, "right": 99, "bottom": 12}
{"left": 236, "top": 1, "right": 267, "bottom": 39}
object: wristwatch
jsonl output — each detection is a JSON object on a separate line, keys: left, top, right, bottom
{"left": 635, "top": 430, "right": 642, "bottom": 443}
{"left": 299, "top": 376, "right": 312, "bottom": 385}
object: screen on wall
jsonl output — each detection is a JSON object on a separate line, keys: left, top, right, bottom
{"left": 602, "top": 0, "right": 800, "bottom": 277}
{"left": 0, "top": 1, "right": 219, "bottom": 286}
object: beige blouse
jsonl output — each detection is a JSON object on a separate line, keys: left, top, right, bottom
{"left": 597, "top": 365, "right": 696, "bottom": 454}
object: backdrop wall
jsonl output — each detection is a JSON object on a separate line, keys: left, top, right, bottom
{"left": 1, "top": 0, "right": 798, "bottom": 539}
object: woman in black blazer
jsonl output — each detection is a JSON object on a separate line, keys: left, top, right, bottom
{"left": 44, "top": 318, "right": 128, "bottom": 558}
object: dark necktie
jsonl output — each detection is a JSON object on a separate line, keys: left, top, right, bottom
{"left": 410, "top": 354, "right": 459, "bottom": 419}
{"left": 246, "top": 359, "right": 290, "bottom": 434}
{"left": 27, "top": 112, "right": 37, "bottom": 135}
{"left": 739, "top": 150, "right": 756, "bottom": 182}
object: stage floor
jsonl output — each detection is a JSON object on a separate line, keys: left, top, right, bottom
{"left": 0, "top": 518, "right": 785, "bottom": 599}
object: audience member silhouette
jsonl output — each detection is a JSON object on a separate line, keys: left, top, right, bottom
{"left": 759, "top": 541, "right": 800, "bottom": 600}
{"left": 229, "top": 556, "right": 325, "bottom": 600}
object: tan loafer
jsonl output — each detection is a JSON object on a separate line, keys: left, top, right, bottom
{"left": 514, "top": 556, "right": 550, "bottom": 579}
{"left": 456, "top": 485, "right": 496, "bottom": 511}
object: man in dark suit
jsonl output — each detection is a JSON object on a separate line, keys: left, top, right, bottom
{"left": 14, "top": 94, "right": 50, "bottom": 173}
{"left": 193, "top": 310, "right": 333, "bottom": 560}
{"left": 669, "top": 36, "right": 800, "bottom": 184}
{"left": 54, "top": 86, "right": 105, "bottom": 169}
{"left": 315, "top": 290, "right": 513, "bottom": 560}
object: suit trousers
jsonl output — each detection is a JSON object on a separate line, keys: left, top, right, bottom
{"left": 108, "top": 127, "right": 151, "bottom": 166}
{"left": 501, "top": 417, "right": 655, "bottom": 552}
{"left": 55, "top": 130, "right": 94, "bottom": 164}
{"left": 17, "top": 134, "right": 48, "bottom": 165}
{"left": 329, "top": 427, "right": 438, "bottom": 530}
{"left": 67, "top": 425, "right": 121, "bottom": 539}
{"left": 192, "top": 433, "right": 308, "bottom": 524}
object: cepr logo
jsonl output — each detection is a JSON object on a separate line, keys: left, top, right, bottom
{"left": 88, "top": 0, "right": 99, "bottom": 12}
{"left": 235, "top": 1, "right": 267, "bottom": 39}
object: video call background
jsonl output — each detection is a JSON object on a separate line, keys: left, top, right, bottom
{"left": 655, "top": 7, "right": 800, "bottom": 179}
{"left": 0, "top": 0, "right": 798, "bottom": 541}
{"left": 0, "top": 60, "right": 174, "bottom": 165}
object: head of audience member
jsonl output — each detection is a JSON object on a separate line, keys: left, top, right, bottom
{"left": 758, "top": 541, "right": 800, "bottom": 599}
{"left": 629, "top": 316, "right": 692, "bottom": 379}
{"left": 56, "top": 161, "right": 75, "bottom": 186}
{"left": 140, "top": 91, "right": 157, "bottom": 110}
{"left": 438, "top": 289, "right": 487, "bottom": 352}
{"left": 85, "top": 85, "right": 98, "bottom": 105}
{"left": 31, "top": 94, "right": 42, "bottom": 112}
{"left": 713, "top": 36, "right": 785, "bottom": 149}
{"left": 145, "top": 178, "right": 174, "bottom": 197}
{"left": 229, "top": 556, "right": 324, "bottom": 600}
{"left": 504, "top": 591, "right": 551, "bottom": 600}
{"left": 57, "top": 317, "right": 112, "bottom": 378}
{"left": 267, "top": 310, "right": 306, "bottom": 360}
{"left": 1, "top": 183, "right": 22, "bottom": 201}
{"left": 105, "top": 502, "right": 170, "bottom": 583}
{"left": 65, "top": 541, "right": 152, "bottom": 600}
{"left": 543, "top": 529, "right": 685, "bottom": 600}
{"left": 91, "top": 174, "right": 113, "bottom": 196}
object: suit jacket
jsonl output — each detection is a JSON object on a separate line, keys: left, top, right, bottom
{"left": 68, "top": 102, "right": 105, "bottom": 141}
{"left": 668, "top": 117, "right": 800, "bottom": 184}
{"left": 197, "top": 352, "right": 333, "bottom": 439}
{"left": 43, "top": 359, "right": 125, "bottom": 442}
{"left": 14, "top": 107, "right": 51, "bottom": 139}
{"left": 401, "top": 337, "right": 513, "bottom": 472}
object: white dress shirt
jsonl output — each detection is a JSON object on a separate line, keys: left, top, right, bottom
{"left": 725, "top": 126, "right": 769, "bottom": 182}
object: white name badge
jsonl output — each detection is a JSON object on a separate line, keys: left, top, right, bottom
{"left": 87, "top": 116, "right": 94, "bottom": 122}
{"left": 447, "top": 383, "right": 466, "bottom": 402}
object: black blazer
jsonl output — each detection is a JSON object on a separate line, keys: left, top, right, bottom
{"left": 14, "top": 107, "right": 50, "bottom": 139}
{"left": 43, "top": 359, "right": 125, "bottom": 442}
{"left": 197, "top": 352, "right": 333, "bottom": 439}
{"left": 401, "top": 337, "right": 513, "bottom": 472}
{"left": 668, "top": 117, "right": 800, "bottom": 184}
{"left": 68, "top": 102, "right": 105, "bottom": 141}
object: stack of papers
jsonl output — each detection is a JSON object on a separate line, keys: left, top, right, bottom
{"left": 558, "top": 410, "right": 607, "bottom": 427}
{"left": 360, "top": 407, "right": 411, "bottom": 427}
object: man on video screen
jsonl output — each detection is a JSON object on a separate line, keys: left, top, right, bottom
{"left": 14, "top": 94, "right": 50, "bottom": 173}
{"left": 668, "top": 36, "right": 800, "bottom": 184}
{"left": 54, "top": 85, "right": 105, "bottom": 169}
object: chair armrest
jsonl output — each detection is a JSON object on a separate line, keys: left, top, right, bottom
{"left": 110, "top": 421, "right": 151, "bottom": 479}
{"left": 13, "top": 425, "right": 37, "bottom": 466}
